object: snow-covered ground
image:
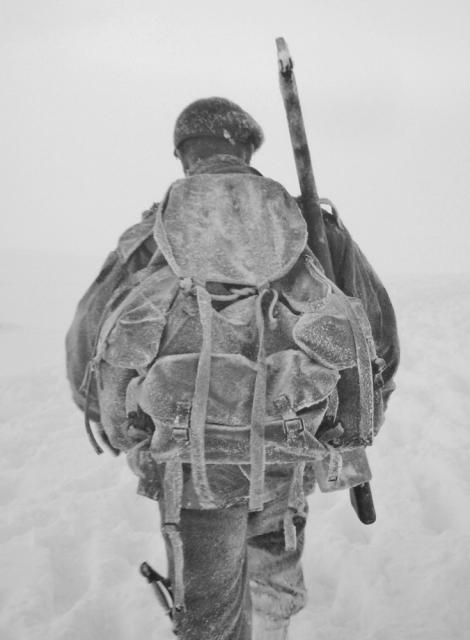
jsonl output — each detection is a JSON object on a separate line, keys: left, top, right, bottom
{"left": 1, "top": 251, "right": 469, "bottom": 640}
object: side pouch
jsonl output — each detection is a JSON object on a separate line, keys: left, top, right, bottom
{"left": 100, "top": 267, "right": 179, "bottom": 370}
{"left": 293, "top": 291, "right": 359, "bottom": 370}
{"left": 97, "top": 361, "right": 138, "bottom": 451}
{"left": 123, "top": 376, "right": 162, "bottom": 501}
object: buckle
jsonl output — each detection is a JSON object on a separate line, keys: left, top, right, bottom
{"left": 163, "top": 522, "right": 180, "bottom": 534}
{"left": 283, "top": 417, "right": 304, "bottom": 438}
{"left": 172, "top": 426, "right": 190, "bottom": 443}
{"left": 172, "top": 401, "right": 191, "bottom": 443}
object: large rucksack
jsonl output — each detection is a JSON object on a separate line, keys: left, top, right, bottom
{"left": 82, "top": 172, "right": 381, "bottom": 609}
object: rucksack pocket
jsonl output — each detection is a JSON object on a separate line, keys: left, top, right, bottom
{"left": 134, "top": 349, "right": 339, "bottom": 463}
{"left": 101, "top": 269, "right": 179, "bottom": 369}
{"left": 293, "top": 292, "right": 359, "bottom": 369}
{"left": 200, "top": 400, "right": 329, "bottom": 465}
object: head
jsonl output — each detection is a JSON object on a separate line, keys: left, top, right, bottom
{"left": 173, "top": 97, "right": 264, "bottom": 174}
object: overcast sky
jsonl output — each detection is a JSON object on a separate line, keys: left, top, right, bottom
{"left": 2, "top": 0, "right": 469, "bottom": 276}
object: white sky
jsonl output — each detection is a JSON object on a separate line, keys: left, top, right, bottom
{"left": 2, "top": 0, "right": 469, "bottom": 275}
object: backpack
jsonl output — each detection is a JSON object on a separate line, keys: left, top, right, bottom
{"left": 82, "top": 173, "right": 381, "bottom": 610}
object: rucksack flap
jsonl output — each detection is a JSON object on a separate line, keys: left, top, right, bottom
{"left": 133, "top": 348, "right": 339, "bottom": 460}
{"left": 293, "top": 294, "right": 360, "bottom": 370}
{"left": 154, "top": 174, "right": 307, "bottom": 286}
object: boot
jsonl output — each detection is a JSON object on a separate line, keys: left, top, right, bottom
{"left": 252, "top": 613, "right": 290, "bottom": 640}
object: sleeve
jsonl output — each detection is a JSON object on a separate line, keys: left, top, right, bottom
{"left": 324, "top": 214, "right": 400, "bottom": 412}
{"left": 65, "top": 215, "right": 158, "bottom": 420}
{"left": 65, "top": 250, "right": 129, "bottom": 420}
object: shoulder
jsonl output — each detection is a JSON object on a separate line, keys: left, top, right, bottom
{"left": 116, "top": 203, "right": 159, "bottom": 262}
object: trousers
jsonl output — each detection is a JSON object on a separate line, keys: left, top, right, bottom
{"left": 160, "top": 493, "right": 308, "bottom": 640}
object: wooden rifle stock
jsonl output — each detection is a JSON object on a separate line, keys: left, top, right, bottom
{"left": 276, "top": 37, "right": 334, "bottom": 279}
{"left": 276, "top": 37, "right": 375, "bottom": 524}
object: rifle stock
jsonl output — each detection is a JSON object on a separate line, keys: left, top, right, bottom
{"left": 276, "top": 37, "right": 376, "bottom": 524}
{"left": 276, "top": 38, "right": 335, "bottom": 280}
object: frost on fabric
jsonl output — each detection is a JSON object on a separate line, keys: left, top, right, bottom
{"left": 2, "top": 259, "right": 470, "bottom": 640}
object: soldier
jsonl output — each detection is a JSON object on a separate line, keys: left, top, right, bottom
{"left": 66, "top": 97, "right": 399, "bottom": 640}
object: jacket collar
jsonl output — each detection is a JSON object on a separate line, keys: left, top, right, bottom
{"left": 187, "top": 154, "right": 262, "bottom": 176}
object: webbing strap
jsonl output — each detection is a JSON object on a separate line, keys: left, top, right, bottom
{"left": 163, "top": 459, "right": 185, "bottom": 612}
{"left": 283, "top": 462, "right": 306, "bottom": 551}
{"left": 165, "top": 525, "right": 185, "bottom": 613}
{"left": 326, "top": 386, "right": 339, "bottom": 423}
{"left": 163, "top": 458, "right": 184, "bottom": 523}
{"left": 189, "top": 285, "right": 218, "bottom": 508}
{"left": 326, "top": 447, "right": 343, "bottom": 483}
{"left": 82, "top": 361, "right": 103, "bottom": 455}
{"left": 283, "top": 512, "right": 297, "bottom": 551}
{"left": 248, "top": 289, "right": 269, "bottom": 511}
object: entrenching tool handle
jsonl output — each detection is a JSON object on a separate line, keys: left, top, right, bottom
{"left": 140, "top": 562, "right": 174, "bottom": 618}
{"left": 276, "top": 37, "right": 376, "bottom": 524}
{"left": 350, "top": 483, "right": 376, "bottom": 524}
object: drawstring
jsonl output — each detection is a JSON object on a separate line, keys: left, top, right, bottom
{"left": 209, "top": 286, "right": 256, "bottom": 302}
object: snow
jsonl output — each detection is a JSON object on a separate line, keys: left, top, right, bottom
{"left": 1, "top": 251, "right": 469, "bottom": 640}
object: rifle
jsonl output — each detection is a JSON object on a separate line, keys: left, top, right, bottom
{"left": 276, "top": 37, "right": 376, "bottom": 525}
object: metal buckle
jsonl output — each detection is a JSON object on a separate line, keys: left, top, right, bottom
{"left": 172, "top": 426, "right": 190, "bottom": 443}
{"left": 283, "top": 417, "right": 304, "bottom": 438}
{"left": 172, "top": 401, "right": 191, "bottom": 443}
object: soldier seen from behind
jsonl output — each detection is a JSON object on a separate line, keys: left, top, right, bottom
{"left": 66, "top": 97, "right": 399, "bottom": 640}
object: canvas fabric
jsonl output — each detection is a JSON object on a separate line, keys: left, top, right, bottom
{"left": 88, "top": 175, "right": 378, "bottom": 489}
{"left": 65, "top": 156, "right": 400, "bottom": 635}
{"left": 77, "top": 171, "right": 383, "bottom": 618}
{"left": 65, "top": 157, "right": 399, "bottom": 435}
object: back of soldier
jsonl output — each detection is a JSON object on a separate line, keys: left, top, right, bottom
{"left": 66, "top": 97, "right": 400, "bottom": 640}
